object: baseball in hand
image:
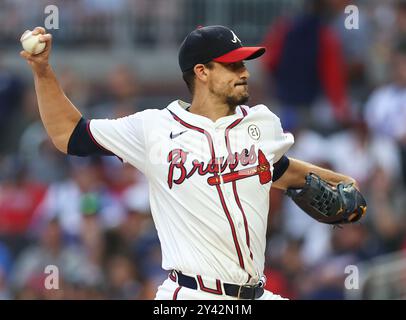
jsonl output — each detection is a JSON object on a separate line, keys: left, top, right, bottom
{"left": 20, "top": 30, "right": 46, "bottom": 55}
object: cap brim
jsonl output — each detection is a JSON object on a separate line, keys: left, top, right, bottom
{"left": 213, "top": 47, "right": 266, "bottom": 63}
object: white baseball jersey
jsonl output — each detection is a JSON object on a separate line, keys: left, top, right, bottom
{"left": 89, "top": 100, "right": 294, "bottom": 285}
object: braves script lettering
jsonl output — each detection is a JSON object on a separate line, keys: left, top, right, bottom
{"left": 167, "top": 145, "right": 272, "bottom": 188}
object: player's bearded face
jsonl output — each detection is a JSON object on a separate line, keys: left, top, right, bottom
{"left": 208, "top": 62, "right": 250, "bottom": 107}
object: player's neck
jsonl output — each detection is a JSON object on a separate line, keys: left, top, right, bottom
{"left": 188, "top": 95, "right": 236, "bottom": 122}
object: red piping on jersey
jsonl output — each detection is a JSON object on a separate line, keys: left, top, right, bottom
{"left": 167, "top": 108, "right": 245, "bottom": 270}
{"left": 168, "top": 111, "right": 215, "bottom": 157}
{"left": 173, "top": 286, "right": 182, "bottom": 300}
{"left": 214, "top": 183, "right": 245, "bottom": 269}
{"left": 86, "top": 120, "right": 123, "bottom": 162}
{"left": 196, "top": 276, "right": 223, "bottom": 295}
{"left": 232, "top": 182, "right": 253, "bottom": 260}
{"left": 224, "top": 108, "right": 254, "bottom": 263}
{"left": 169, "top": 271, "right": 177, "bottom": 282}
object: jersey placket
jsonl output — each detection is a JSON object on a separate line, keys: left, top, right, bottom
{"left": 214, "top": 123, "right": 256, "bottom": 280}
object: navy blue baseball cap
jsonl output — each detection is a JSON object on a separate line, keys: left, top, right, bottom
{"left": 178, "top": 25, "right": 266, "bottom": 73}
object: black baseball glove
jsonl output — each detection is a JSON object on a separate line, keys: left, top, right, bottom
{"left": 286, "top": 173, "right": 367, "bottom": 225}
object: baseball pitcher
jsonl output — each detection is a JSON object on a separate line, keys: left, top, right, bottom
{"left": 20, "top": 25, "right": 366, "bottom": 300}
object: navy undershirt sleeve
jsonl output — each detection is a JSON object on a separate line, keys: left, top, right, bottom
{"left": 272, "top": 155, "right": 290, "bottom": 182}
{"left": 67, "top": 117, "right": 114, "bottom": 156}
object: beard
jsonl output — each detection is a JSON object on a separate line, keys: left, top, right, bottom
{"left": 208, "top": 80, "right": 250, "bottom": 109}
{"left": 226, "top": 92, "right": 249, "bottom": 108}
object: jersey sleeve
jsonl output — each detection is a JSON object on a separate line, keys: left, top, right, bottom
{"left": 89, "top": 112, "right": 147, "bottom": 173}
{"left": 266, "top": 108, "right": 294, "bottom": 163}
{"left": 248, "top": 104, "right": 294, "bottom": 164}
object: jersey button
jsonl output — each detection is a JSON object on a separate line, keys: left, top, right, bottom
{"left": 238, "top": 222, "right": 243, "bottom": 228}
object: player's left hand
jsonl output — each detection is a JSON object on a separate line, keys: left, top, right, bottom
{"left": 286, "top": 173, "right": 367, "bottom": 225}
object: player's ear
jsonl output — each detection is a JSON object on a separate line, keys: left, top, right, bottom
{"left": 194, "top": 64, "right": 209, "bottom": 83}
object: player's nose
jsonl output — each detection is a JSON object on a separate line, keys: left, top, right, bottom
{"left": 241, "top": 66, "right": 250, "bottom": 80}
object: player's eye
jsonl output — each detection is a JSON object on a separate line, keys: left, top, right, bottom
{"left": 228, "top": 62, "right": 245, "bottom": 71}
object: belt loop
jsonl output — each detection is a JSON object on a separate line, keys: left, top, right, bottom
{"left": 237, "top": 284, "right": 256, "bottom": 300}
{"left": 237, "top": 286, "right": 243, "bottom": 300}
{"left": 169, "top": 270, "right": 177, "bottom": 282}
{"left": 259, "top": 275, "right": 267, "bottom": 288}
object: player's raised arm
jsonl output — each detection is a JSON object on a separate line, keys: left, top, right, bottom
{"left": 20, "top": 26, "right": 82, "bottom": 154}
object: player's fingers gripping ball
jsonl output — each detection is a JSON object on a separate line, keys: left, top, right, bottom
{"left": 20, "top": 30, "right": 46, "bottom": 55}
{"left": 286, "top": 173, "right": 367, "bottom": 225}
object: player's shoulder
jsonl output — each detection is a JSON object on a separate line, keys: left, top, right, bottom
{"left": 134, "top": 107, "right": 166, "bottom": 117}
{"left": 137, "top": 100, "right": 189, "bottom": 117}
{"left": 125, "top": 102, "right": 175, "bottom": 121}
{"left": 241, "top": 104, "right": 281, "bottom": 121}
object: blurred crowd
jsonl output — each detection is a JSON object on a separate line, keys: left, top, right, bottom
{"left": 0, "top": 62, "right": 165, "bottom": 299}
{"left": 1, "top": 0, "right": 406, "bottom": 300}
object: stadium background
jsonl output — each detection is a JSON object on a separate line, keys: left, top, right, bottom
{"left": 0, "top": 0, "right": 406, "bottom": 299}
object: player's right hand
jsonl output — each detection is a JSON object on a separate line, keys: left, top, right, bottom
{"left": 20, "top": 26, "right": 53, "bottom": 76}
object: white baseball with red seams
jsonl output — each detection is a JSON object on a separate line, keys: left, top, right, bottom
{"left": 88, "top": 100, "right": 294, "bottom": 299}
